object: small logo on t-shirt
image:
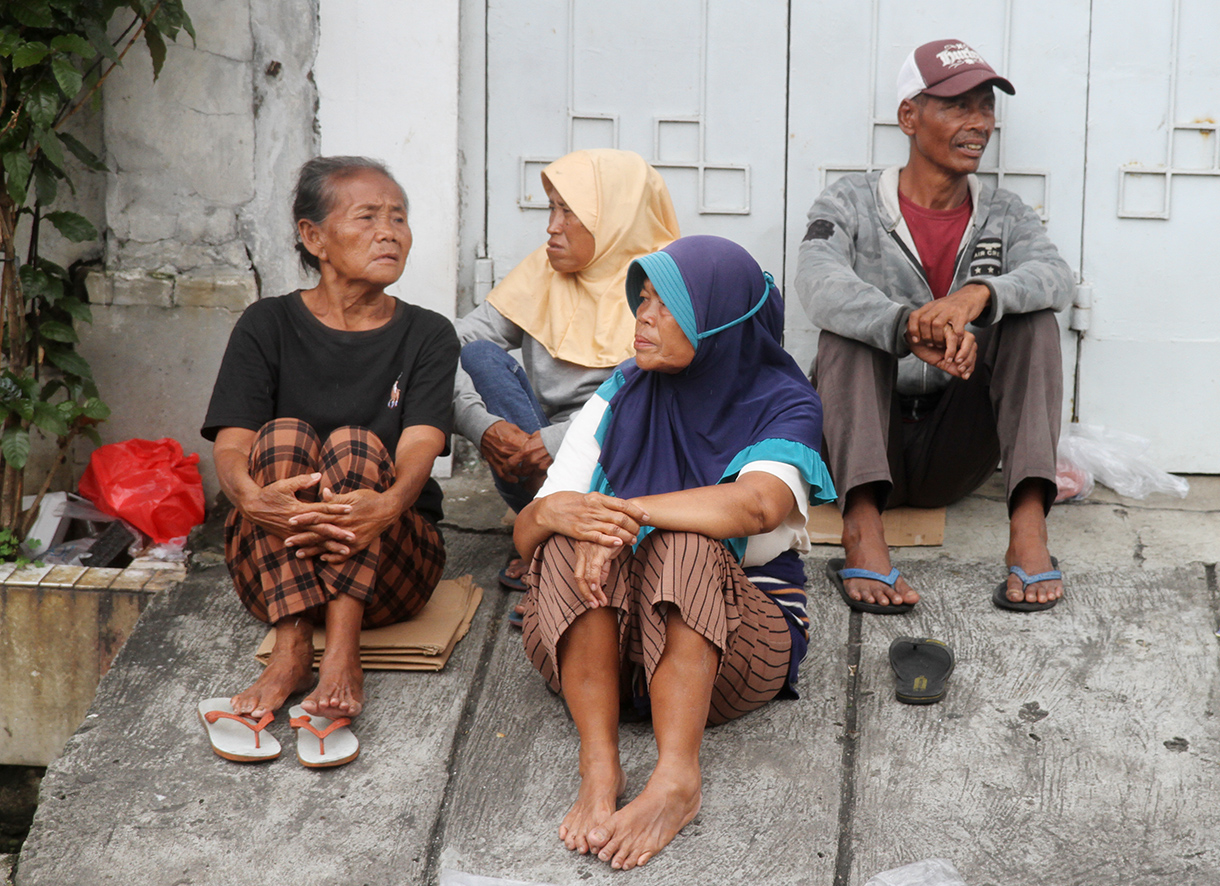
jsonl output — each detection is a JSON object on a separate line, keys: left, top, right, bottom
{"left": 968, "top": 237, "right": 1003, "bottom": 277}
{"left": 388, "top": 374, "right": 401, "bottom": 408}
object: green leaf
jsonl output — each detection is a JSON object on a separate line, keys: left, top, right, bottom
{"left": 32, "top": 401, "right": 69, "bottom": 437}
{"left": 82, "top": 426, "right": 101, "bottom": 447}
{"left": 12, "top": 42, "right": 50, "bottom": 70}
{"left": 44, "top": 210, "right": 96, "bottom": 243}
{"left": 34, "top": 163, "right": 59, "bottom": 205}
{"left": 38, "top": 378, "right": 65, "bottom": 401}
{"left": 82, "top": 397, "right": 110, "bottom": 420}
{"left": 33, "top": 127, "right": 66, "bottom": 171}
{"left": 36, "top": 258, "right": 69, "bottom": 280}
{"left": 37, "top": 320, "right": 77, "bottom": 343}
{"left": 143, "top": 24, "right": 167, "bottom": 79}
{"left": 82, "top": 19, "right": 120, "bottom": 65}
{"left": 0, "top": 375, "right": 21, "bottom": 403}
{"left": 9, "top": 2, "right": 56, "bottom": 29}
{"left": 56, "top": 296, "right": 93, "bottom": 324}
{"left": 49, "top": 35, "right": 95, "bottom": 58}
{"left": 44, "top": 346, "right": 93, "bottom": 379}
{"left": 26, "top": 79, "right": 61, "bottom": 130}
{"left": 50, "top": 56, "right": 83, "bottom": 98}
{"left": 58, "top": 132, "right": 106, "bottom": 172}
{"left": 13, "top": 399, "right": 34, "bottom": 422}
{"left": 0, "top": 32, "right": 21, "bottom": 58}
{"left": 3, "top": 151, "right": 32, "bottom": 204}
{"left": 1, "top": 428, "right": 31, "bottom": 470}
{"left": 18, "top": 266, "right": 51, "bottom": 300}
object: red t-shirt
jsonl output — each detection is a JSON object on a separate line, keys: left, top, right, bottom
{"left": 898, "top": 191, "right": 972, "bottom": 300}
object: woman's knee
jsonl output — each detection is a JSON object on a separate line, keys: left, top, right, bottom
{"left": 460, "top": 337, "right": 506, "bottom": 366}
{"left": 249, "top": 418, "right": 323, "bottom": 483}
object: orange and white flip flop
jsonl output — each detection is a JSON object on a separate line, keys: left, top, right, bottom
{"left": 197, "top": 698, "right": 281, "bottom": 762}
{"left": 288, "top": 705, "right": 360, "bottom": 768}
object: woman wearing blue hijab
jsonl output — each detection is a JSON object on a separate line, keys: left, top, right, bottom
{"left": 514, "top": 235, "right": 835, "bottom": 870}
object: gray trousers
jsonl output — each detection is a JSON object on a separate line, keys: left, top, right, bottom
{"left": 812, "top": 310, "right": 1063, "bottom": 514}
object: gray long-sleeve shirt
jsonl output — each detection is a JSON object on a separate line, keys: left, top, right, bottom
{"left": 794, "top": 166, "right": 1074, "bottom": 395}
{"left": 452, "top": 301, "right": 615, "bottom": 456}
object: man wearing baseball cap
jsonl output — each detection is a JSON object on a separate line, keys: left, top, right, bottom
{"left": 794, "top": 39, "right": 1074, "bottom": 614}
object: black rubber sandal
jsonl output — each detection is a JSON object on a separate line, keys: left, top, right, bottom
{"left": 888, "top": 636, "right": 954, "bottom": 705}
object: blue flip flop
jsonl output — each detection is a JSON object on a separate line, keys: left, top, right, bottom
{"left": 826, "top": 558, "right": 915, "bottom": 614}
{"left": 993, "top": 557, "right": 1061, "bottom": 612}
{"left": 498, "top": 554, "right": 527, "bottom": 592}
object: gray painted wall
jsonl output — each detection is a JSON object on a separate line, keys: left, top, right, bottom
{"left": 72, "top": 0, "right": 319, "bottom": 504}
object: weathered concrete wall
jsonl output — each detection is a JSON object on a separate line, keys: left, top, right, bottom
{"left": 74, "top": 0, "right": 319, "bottom": 502}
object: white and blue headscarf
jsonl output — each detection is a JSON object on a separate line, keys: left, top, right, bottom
{"left": 591, "top": 235, "right": 835, "bottom": 560}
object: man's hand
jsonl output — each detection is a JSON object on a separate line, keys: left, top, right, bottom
{"left": 480, "top": 420, "right": 533, "bottom": 483}
{"left": 907, "top": 329, "right": 978, "bottom": 380}
{"left": 907, "top": 282, "right": 991, "bottom": 364}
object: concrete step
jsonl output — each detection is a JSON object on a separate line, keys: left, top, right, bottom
{"left": 14, "top": 471, "right": 1220, "bottom": 885}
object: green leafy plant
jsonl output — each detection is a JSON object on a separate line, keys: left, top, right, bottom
{"left": 0, "top": 1, "right": 193, "bottom": 539}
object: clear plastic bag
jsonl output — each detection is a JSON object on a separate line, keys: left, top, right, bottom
{"left": 1056, "top": 423, "right": 1189, "bottom": 501}
{"left": 865, "top": 857, "right": 967, "bottom": 886}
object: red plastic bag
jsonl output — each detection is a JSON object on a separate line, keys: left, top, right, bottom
{"left": 79, "top": 438, "right": 205, "bottom": 544}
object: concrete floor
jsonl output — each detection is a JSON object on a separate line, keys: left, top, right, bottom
{"left": 10, "top": 462, "right": 1220, "bottom": 886}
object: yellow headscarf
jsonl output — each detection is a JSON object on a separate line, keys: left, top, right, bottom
{"left": 486, "top": 149, "right": 680, "bottom": 368}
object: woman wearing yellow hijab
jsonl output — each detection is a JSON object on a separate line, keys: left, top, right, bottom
{"left": 454, "top": 149, "right": 679, "bottom": 587}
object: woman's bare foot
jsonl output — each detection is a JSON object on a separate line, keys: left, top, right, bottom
{"left": 231, "top": 618, "right": 314, "bottom": 719}
{"left": 589, "top": 763, "right": 702, "bottom": 870}
{"left": 559, "top": 751, "right": 626, "bottom": 855}
{"left": 302, "top": 645, "right": 364, "bottom": 719}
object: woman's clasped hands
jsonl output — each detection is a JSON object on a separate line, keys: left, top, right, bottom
{"left": 240, "top": 470, "right": 401, "bottom": 565}
{"left": 536, "top": 491, "right": 649, "bottom": 607}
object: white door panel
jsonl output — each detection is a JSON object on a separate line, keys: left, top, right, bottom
{"left": 486, "top": 0, "right": 789, "bottom": 293}
{"left": 1080, "top": 0, "right": 1220, "bottom": 470}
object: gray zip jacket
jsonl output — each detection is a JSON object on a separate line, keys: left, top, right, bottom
{"left": 794, "top": 166, "right": 1074, "bottom": 395}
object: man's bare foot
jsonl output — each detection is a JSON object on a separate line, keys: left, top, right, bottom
{"left": 1005, "top": 481, "right": 1063, "bottom": 606}
{"left": 302, "top": 646, "right": 364, "bottom": 719}
{"left": 559, "top": 752, "right": 626, "bottom": 854}
{"left": 841, "top": 498, "right": 919, "bottom": 608}
{"left": 588, "top": 764, "right": 702, "bottom": 870}
{"left": 231, "top": 619, "right": 314, "bottom": 719}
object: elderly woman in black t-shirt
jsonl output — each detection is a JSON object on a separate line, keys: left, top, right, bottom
{"left": 201, "top": 157, "right": 458, "bottom": 750}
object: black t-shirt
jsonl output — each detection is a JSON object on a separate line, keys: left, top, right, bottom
{"left": 201, "top": 292, "right": 459, "bottom": 524}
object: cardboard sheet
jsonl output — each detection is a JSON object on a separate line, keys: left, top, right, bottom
{"left": 255, "top": 574, "right": 483, "bottom": 672}
{"left": 806, "top": 504, "right": 945, "bottom": 546}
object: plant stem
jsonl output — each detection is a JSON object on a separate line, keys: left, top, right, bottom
{"left": 56, "top": 2, "right": 166, "bottom": 134}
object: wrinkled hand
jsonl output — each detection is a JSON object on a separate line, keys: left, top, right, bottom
{"left": 907, "top": 283, "right": 990, "bottom": 365}
{"left": 573, "top": 540, "right": 622, "bottom": 606}
{"left": 540, "top": 491, "right": 648, "bottom": 549}
{"left": 906, "top": 329, "right": 978, "bottom": 380}
{"left": 481, "top": 421, "right": 533, "bottom": 483}
{"left": 512, "top": 431, "right": 553, "bottom": 478}
{"left": 285, "top": 487, "right": 399, "bottom": 564}
{"left": 239, "top": 472, "right": 352, "bottom": 541}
